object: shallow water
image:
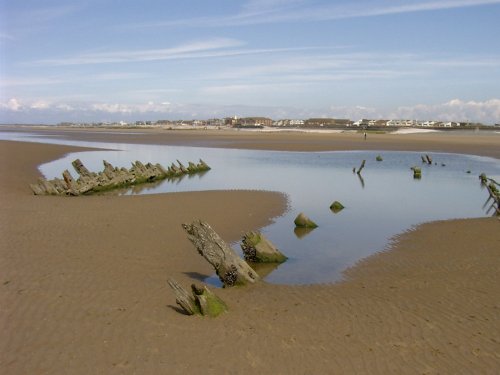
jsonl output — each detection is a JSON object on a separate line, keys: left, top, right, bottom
{"left": 2, "top": 131, "right": 500, "bottom": 285}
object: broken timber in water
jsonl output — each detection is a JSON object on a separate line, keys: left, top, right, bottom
{"left": 29, "top": 158, "right": 211, "bottom": 196}
{"left": 421, "top": 154, "right": 433, "bottom": 165}
{"left": 241, "top": 231, "right": 287, "bottom": 264}
{"left": 182, "top": 220, "right": 260, "bottom": 287}
{"left": 294, "top": 212, "right": 318, "bottom": 228}
{"left": 411, "top": 166, "right": 422, "bottom": 179}
{"left": 356, "top": 159, "right": 366, "bottom": 174}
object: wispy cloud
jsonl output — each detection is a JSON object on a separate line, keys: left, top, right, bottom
{"left": 1, "top": 73, "right": 146, "bottom": 87}
{"left": 0, "top": 32, "right": 14, "bottom": 40}
{"left": 208, "top": 51, "right": 498, "bottom": 86}
{"left": 36, "top": 39, "right": 230, "bottom": 65}
{"left": 23, "top": 4, "right": 81, "bottom": 23}
{"left": 1, "top": 77, "right": 65, "bottom": 87}
{"left": 30, "top": 38, "right": 246, "bottom": 66}
{"left": 2, "top": 4, "right": 82, "bottom": 34}
{"left": 29, "top": 38, "right": 327, "bottom": 66}
{"left": 211, "top": 52, "right": 416, "bottom": 79}
{"left": 131, "top": 0, "right": 500, "bottom": 28}
{"left": 251, "top": 0, "right": 500, "bottom": 23}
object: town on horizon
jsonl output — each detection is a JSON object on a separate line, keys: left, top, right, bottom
{"left": 49, "top": 116, "right": 499, "bottom": 130}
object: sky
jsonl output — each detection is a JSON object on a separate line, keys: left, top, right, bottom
{"left": 1, "top": 0, "right": 500, "bottom": 124}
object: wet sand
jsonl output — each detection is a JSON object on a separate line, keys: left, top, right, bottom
{"left": 1, "top": 129, "right": 499, "bottom": 374}
{"left": 3, "top": 126, "right": 500, "bottom": 158}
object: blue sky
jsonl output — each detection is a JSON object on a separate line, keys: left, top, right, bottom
{"left": 1, "top": 0, "right": 499, "bottom": 124}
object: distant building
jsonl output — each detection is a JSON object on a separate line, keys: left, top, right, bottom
{"left": 386, "top": 119, "right": 415, "bottom": 127}
{"left": 238, "top": 117, "right": 273, "bottom": 127}
{"left": 377, "top": 119, "right": 390, "bottom": 126}
{"left": 353, "top": 119, "right": 370, "bottom": 127}
{"left": 206, "top": 118, "right": 224, "bottom": 127}
{"left": 273, "top": 119, "right": 304, "bottom": 126}
{"left": 304, "top": 118, "right": 353, "bottom": 127}
{"left": 224, "top": 116, "right": 239, "bottom": 126}
{"left": 290, "top": 119, "right": 305, "bottom": 126}
{"left": 420, "top": 121, "right": 438, "bottom": 127}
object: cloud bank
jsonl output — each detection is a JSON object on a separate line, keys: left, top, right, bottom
{"left": 1, "top": 98, "right": 499, "bottom": 125}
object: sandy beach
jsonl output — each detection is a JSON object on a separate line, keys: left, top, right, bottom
{"left": 1, "top": 129, "right": 499, "bottom": 374}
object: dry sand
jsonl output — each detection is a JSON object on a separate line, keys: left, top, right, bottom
{"left": 1, "top": 129, "right": 499, "bottom": 374}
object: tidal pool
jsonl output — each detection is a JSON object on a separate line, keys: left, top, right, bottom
{"left": 2, "top": 131, "right": 500, "bottom": 285}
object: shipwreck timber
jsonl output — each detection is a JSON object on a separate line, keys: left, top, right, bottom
{"left": 182, "top": 220, "right": 260, "bottom": 287}
{"left": 241, "top": 231, "right": 287, "bottom": 263}
{"left": 479, "top": 173, "right": 500, "bottom": 216}
{"left": 30, "top": 158, "right": 211, "bottom": 196}
{"left": 167, "top": 279, "right": 228, "bottom": 317}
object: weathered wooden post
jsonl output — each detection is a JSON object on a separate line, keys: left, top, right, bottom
{"left": 411, "top": 166, "right": 422, "bottom": 179}
{"left": 182, "top": 220, "right": 260, "bottom": 287}
{"left": 72, "top": 159, "right": 92, "bottom": 178}
{"left": 357, "top": 160, "right": 366, "bottom": 174}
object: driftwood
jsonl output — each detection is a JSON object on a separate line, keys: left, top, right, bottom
{"left": 182, "top": 220, "right": 260, "bottom": 287}
{"left": 167, "top": 279, "right": 227, "bottom": 317}
{"left": 294, "top": 212, "right": 318, "bottom": 228}
{"left": 241, "top": 231, "right": 287, "bottom": 263}
{"left": 30, "top": 158, "right": 211, "bottom": 196}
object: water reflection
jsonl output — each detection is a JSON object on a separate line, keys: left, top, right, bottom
{"left": 293, "top": 227, "right": 316, "bottom": 239}
{"left": 2, "top": 130, "right": 500, "bottom": 285}
{"left": 356, "top": 173, "right": 365, "bottom": 189}
{"left": 249, "top": 262, "right": 282, "bottom": 279}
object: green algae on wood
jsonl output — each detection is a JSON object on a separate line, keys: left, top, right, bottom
{"left": 167, "top": 279, "right": 227, "bottom": 317}
{"left": 294, "top": 212, "right": 318, "bottom": 228}
{"left": 411, "top": 166, "right": 422, "bottom": 179}
{"left": 192, "top": 284, "right": 228, "bottom": 317}
{"left": 241, "top": 231, "right": 287, "bottom": 263}
{"left": 330, "top": 201, "right": 345, "bottom": 213}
